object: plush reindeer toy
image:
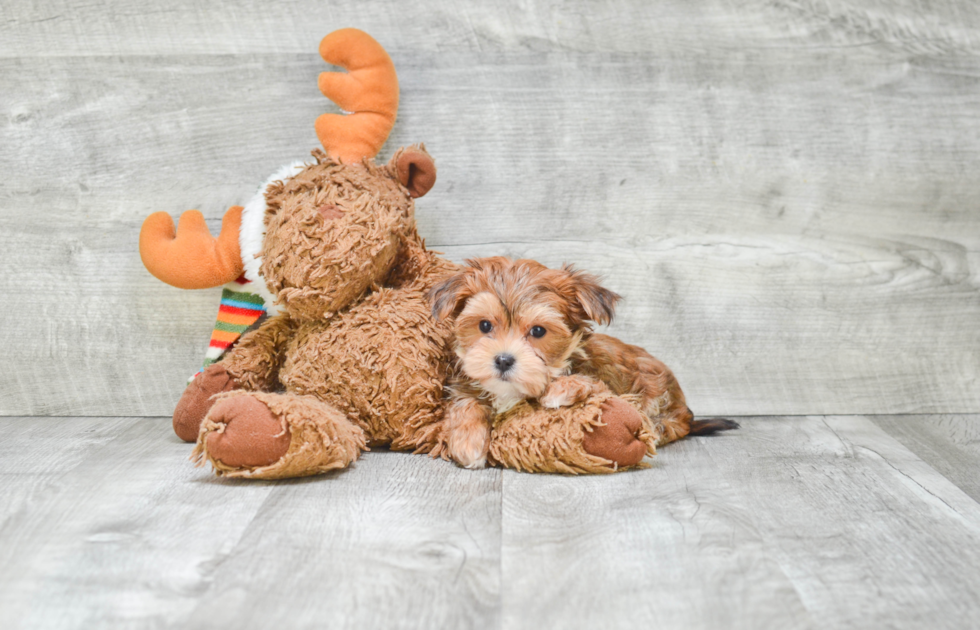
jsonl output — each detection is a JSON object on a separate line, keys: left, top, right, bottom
{"left": 139, "top": 29, "right": 660, "bottom": 478}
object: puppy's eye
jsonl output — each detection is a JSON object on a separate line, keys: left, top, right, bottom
{"left": 530, "top": 326, "right": 546, "bottom": 338}
{"left": 479, "top": 320, "right": 493, "bottom": 334}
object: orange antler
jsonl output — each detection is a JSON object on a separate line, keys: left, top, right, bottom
{"left": 316, "top": 28, "right": 399, "bottom": 162}
{"left": 139, "top": 208, "right": 244, "bottom": 289}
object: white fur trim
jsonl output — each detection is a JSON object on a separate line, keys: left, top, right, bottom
{"left": 239, "top": 161, "right": 305, "bottom": 316}
{"left": 483, "top": 379, "right": 524, "bottom": 414}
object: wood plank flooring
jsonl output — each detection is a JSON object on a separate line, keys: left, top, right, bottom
{"left": 3, "top": 2, "right": 979, "bottom": 627}
{"left": 2, "top": 415, "right": 979, "bottom": 629}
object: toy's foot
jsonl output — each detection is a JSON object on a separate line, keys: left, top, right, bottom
{"left": 194, "top": 391, "right": 366, "bottom": 479}
{"left": 204, "top": 396, "right": 292, "bottom": 469}
{"left": 173, "top": 364, "right": 240, "bottom": 442}
{"left": 582, "top": 398, "right": 648, "bottom": 468}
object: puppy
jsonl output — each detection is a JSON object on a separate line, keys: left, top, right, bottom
{"left": 427, "top": 257, "right": 738, "bottom": 469}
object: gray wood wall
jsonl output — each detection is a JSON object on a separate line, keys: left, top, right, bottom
{"left": 2, "top": 0, "right": 978, "bottom": 418}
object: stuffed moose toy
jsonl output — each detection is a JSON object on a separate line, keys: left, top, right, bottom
{"left": 138, "top": 28, "right": 662, "bottom": 479}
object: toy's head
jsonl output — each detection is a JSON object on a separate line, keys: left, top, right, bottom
{"left": 260, "top": 144, "right": 433, "bottom": 318}
{"left": 139, "top": 29, "right": 436, "bottom": 319}
{"left": 428, "top": 257, "right": 620, "bottom": 405}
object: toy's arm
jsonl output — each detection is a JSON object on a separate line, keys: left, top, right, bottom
{"left": 220, "top": 314, "right": 295, "bottom": 392}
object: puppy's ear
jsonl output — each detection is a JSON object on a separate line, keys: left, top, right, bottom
{"left": 428, "top": 269, "right": 474, "bottom": 321}
{"left": 563, "top": 265, "right": 620, "bottom": 326}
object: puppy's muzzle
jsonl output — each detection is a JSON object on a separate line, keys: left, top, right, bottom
{"left": 494, "top": 353, "right": 516, "bottom": 375}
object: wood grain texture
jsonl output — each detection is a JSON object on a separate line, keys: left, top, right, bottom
{"left": 0, "top": 417, "right": 501, "bottom": 630}
{"left": 873, "top": 414, "right": 980, "bottom": 504}
{"left": 1, "top": 1, "right": 979, "bottom": 416}
{"left": 699, "top": 416, "right": 980, "bottom": 630}
{"left": 6, "top": 4, "right": 980, "bottom": 628}
{"left": 502, "top": 415, "right": 980, "bottom": 630}
{"left": 0, "top": 417, "right": 282, "bottom": 629}
{"left": 5, "top": 415, "right": 980, "bottom": 628}
{"left": 499, "top": 443, "right": 812, "bottom": 630}
{"left": 182, "top": 451, "right": 501, "bottom": 630}
{"left": 2, "top": 0, "right": 979, "bottom": 57}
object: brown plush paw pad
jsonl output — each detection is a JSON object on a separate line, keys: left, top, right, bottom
{"left": 582, "top": 398, "right": 648, "bottom": 468}
{"left": 204, "top": 396, "right": 292, "bottom": 469}
{"left": 173, "top": 364, "right": 239, "bottom": 442}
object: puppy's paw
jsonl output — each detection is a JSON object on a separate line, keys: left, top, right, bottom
{"left": 444, "top": 398, "right": 492, "bottom": 470}
{"left": 540, "top": 375, "right": 601, "bottom": 409}
{"left": 463, "top": 454, "right": 488, "bottom": 470}
{"left": 449, "top": 428, "right": 489, "bottom": 469}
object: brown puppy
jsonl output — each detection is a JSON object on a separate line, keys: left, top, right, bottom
{"left": 428, "top": 257, "right": 738, "bottom": 468}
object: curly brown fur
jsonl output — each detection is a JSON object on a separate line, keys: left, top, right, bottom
{"left": 193, "top": 390, "right": 367, "bottom": 479}
{"left": 206, "top": 147, "right": 462, "bottom": 476}
{"left": 160, "top": 32, "right": 660, "bottom": 479}
{"left": 187, "top": 146, "right": 654, "bottom": 479}
{"left": 428, "top": 257, "right": 618, "bottom": 408}
{"left": 220, "top": 315, "right": 296, "bottom": 391}
{"left": 428, "top": 257, "right": 736, "bottom": 466}
{"left": 487, "top": 387, "right": 654, "bottom": 474}
{"left": 261, "top": 150, "right": 415, "bottom": 319}
{"left": 573, "top": 333, "right": 700, "bottom": 445}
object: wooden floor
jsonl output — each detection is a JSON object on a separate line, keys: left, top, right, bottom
{"left": 1, "top": 415, "right": 979, "bottom": 629}
{"left": 3, "top": 1, "right": 980, "bottom": 627}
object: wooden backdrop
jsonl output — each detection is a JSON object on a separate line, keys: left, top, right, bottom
{"left": 1, "top": 0, "right": 978, "bottom": 418}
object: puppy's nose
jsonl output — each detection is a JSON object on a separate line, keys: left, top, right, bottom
{"left": 494, "top": 353, "right": 516, "bottom": 374}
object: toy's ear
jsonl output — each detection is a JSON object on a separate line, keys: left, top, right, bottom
{"left": 560, "top": 264, "right": 620, "bottom": 326}
{"left": 392, "top": 146, "right": 437, "bottom": 198}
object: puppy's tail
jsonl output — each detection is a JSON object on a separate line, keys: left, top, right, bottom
{"left": 689, "top": 417, "right": 740, "bottom": 435}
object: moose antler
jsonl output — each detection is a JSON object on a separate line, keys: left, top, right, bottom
{"left": 139, "top": 29, "right": 395, "bottom": 289}
{"left": 139, "top": 208, "right": 244, "bottom": 289}
{"left": 316, "top": 28, "right": 399, "bottom": 162}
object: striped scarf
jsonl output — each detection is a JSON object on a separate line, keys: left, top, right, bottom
{"left": 193, "top": 275, "right": 267, "bottom": 378}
